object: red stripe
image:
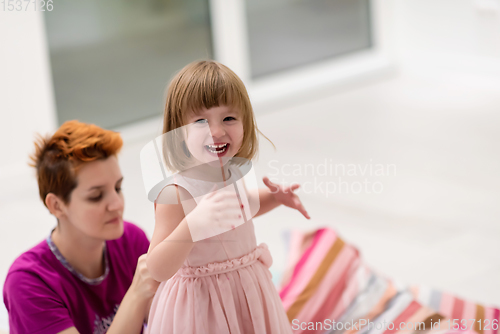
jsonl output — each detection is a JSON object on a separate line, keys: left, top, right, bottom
{"left": 308, "top": 262, "right": 351, "bottom": 324}
{"left": 493, "top": 308, "right": 499, "bottom": 334}
{"left": 279, "top": 228, "right": 326, "bottom": 300}
{"left": 383, "top": 301, "right": 421, "bottom": 334}
{"left": 452, "top": 298, "right": 464, "bottom": 321}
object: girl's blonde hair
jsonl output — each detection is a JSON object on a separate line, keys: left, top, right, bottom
{"left": 161, "top": 60, "right": 274, "bottom": 173}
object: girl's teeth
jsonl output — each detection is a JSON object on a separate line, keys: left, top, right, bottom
{"left": 206, "top": 144, "right": 228, "bottom": 154}
{"left": 207, "top": 144, "right": 227, "bottom": 149}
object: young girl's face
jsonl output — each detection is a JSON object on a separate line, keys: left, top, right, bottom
{"left": 184, "top": 105, "right": 244, "bottom": 168}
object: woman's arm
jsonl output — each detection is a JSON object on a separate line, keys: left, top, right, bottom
{"left": 56, "top": 294, "right": 149, "bottom": 334}
{"left": 144, "top": 297, "right": 153, "bottom": 324}
{"left": 146, "top": 184, "right": 196, "bottom": 282}
{"left": 55, "top": 294, "right": 149, "bottom": 334}
{"left": 55, "top": 268, "right": 153, "bottom": 334}
{"left": 105, "top": 284, "right": 150, "bottom": 334}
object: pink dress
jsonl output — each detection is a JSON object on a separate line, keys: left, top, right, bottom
{"left": 146, "top": 164, "right": 293, "bottom": 334}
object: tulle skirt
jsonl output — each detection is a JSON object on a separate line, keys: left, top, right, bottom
{"left": 145, "top": 244, "right": 293, "bottom": 334}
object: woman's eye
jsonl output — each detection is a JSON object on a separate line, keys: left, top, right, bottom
{"left": 90, "top": 194, "right": 102, "bottom": 202}
{"left": 89, "top": 187, "right": 121, "bottom": 202}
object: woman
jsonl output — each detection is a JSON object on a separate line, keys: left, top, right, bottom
{"left": 3, "top": 120, "right": 160, "bottom": 334}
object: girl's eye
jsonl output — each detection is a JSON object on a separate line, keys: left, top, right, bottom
{"left": 194, "top": 117, "right": 236, "bottom": 124}
{"left": 116, "top": 187, "right": 122, "bottom": 193}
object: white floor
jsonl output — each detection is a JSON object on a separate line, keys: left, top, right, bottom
{"left": 250, "top": 64, "right": 500, "bottom": 307}
{"left": 1, "top": 64, "right": 499, "bottom": 331}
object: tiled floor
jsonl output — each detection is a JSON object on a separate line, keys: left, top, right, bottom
{"left": 1, "top": 64, "right": 499, "bottom": 331}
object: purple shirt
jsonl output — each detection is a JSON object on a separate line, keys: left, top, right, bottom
{"left": 3, "top": 221, "right": 150, "bottom": 334}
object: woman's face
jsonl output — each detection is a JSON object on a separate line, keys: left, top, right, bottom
{"left": 61, "top": 156, "right": 124, "bottom": 240}
{"left": 184, "top": 105, "right": 244, "bottom": 168}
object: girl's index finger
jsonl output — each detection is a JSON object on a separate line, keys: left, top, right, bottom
{"left": 263, "top": 176, "right": 275, "bottom": 185}
{"left": 298, "top": 203, "right": 310, "bottom": 219}
{"left": 293, "top": 197, "right": 310, "bottom": 219}
{"left": 263, "top": 176, "right": 279, "bottom": 192}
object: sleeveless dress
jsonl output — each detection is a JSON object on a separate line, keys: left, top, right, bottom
{"left": 145, "top": 163, "right": 293, "bottom": 334}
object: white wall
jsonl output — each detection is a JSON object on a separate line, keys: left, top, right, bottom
{"left": 0, "top": 10, "right": 57, "bottom": 180}
{"left": 393, "top": 0, "right": 500, "bottom": 70}
{"left": 0, "top": 9, "right": 57, "bottom": 331}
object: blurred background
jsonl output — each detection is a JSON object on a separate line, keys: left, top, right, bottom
{"left": 1, "top": 0, "right": 500, "bottom": 331}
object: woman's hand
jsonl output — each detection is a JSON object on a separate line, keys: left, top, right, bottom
{"left": 263, "top": 176, "right": 311, "bottom": 219}
{"left": 130, "top": 254, "right": 160, "bottom": 304}
{"left": 106, "top": 254, "right": 160, "bottom": 333}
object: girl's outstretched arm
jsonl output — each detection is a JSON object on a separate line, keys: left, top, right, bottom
{"left": 147, "top": 184, "right": 196, "bottom": 282}
{"left": 248, "top": 187, "right": 280, "bottom": 218}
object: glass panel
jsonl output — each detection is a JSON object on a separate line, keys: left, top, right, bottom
{"left": 246, "top": 0, "right": 372, "bottom": 78}
{"left": 44, "top": 0, "right": 213, "bottom": 129}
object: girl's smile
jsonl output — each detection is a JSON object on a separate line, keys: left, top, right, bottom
{"left": 204, "top": 143, "right": 230, "bottom": 157}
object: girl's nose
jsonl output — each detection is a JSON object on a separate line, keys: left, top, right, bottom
{"left": 209, "top": 122, "right": 226, "bottom": 138}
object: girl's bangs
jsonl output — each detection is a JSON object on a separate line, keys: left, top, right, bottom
{"left": 182, "top": 73, "right": 246, "bottom": 119}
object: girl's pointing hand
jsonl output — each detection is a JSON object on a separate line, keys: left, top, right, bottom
{"left": 263, "top": 176, "right": 311, "bottom": 220}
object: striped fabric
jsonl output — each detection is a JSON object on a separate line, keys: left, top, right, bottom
{"left": 278, "top": 228, "right": 499, "bottom": 334}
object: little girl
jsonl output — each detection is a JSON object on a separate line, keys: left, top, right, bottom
{"left": 145, "top": 60, "right": 310, "bottom": 333}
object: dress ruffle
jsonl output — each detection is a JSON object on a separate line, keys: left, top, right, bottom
{"left": 176, "top": 243, "right": 272, "bottom": 278}
{"left": 146, "top": 242, "right": 293, "bottom": 334}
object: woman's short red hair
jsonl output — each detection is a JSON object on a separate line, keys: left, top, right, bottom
{"left": 29, "top": 120, "right": 123, "bottom": 208}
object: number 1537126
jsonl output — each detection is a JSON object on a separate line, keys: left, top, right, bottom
{"left": 1, "top": 0, "right": 53, "bottom": 11}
